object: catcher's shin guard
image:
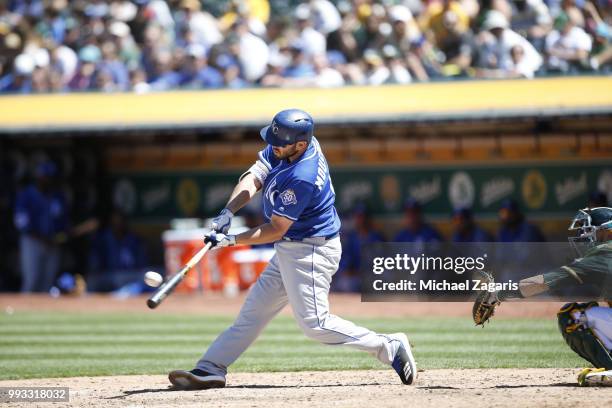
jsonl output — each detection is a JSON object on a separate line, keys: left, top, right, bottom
{"left": 557, "top": 302, "right": 612, "bottom": 370}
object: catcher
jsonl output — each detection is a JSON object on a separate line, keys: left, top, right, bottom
{"left": 473, "top": 207, "right": 612, "bottom": 386}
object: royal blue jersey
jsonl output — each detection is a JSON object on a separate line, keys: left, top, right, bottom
{"left": 14, "top": 185, "right": 68, "bottom": 238}
{"left": 258, "top": 137, "right": 341, "bottom": 240}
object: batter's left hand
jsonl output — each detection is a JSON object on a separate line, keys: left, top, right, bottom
{"left": 210, "top": 208, "right": 233, "bottom": 234}
{"left": 204, "top": 231, "right": 236, "bottom": 249}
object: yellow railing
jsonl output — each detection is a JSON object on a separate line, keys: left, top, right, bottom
{"left": 1, "top": 76, "right": 611, "bottom": 132}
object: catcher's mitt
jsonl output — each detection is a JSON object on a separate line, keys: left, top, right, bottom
{"left": 472, "top": 271, "right": 501, "bottom": 326}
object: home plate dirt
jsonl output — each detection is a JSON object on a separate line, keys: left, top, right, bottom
{"left": 2, "top": 369, "right": 611, "bottom": 407}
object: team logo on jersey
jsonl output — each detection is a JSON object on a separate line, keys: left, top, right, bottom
{"left": 272, "top": 121, "right": 279, "bottom": 135}
{"left": 265, "top": 179, "right": 278, "bottom": 206}
{"left": 280, "top": 189, "right": 297, "bottom": 205}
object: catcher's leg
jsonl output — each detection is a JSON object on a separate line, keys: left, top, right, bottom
{"left": 557, "top": 303, "right": 612, "bottom": 371}
{"left": 584, "top": 306, "right": 612, "bottom": 351}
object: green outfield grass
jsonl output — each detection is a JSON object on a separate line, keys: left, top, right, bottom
{"left": 0, "top": 312, "right": 585, "bottom": 380}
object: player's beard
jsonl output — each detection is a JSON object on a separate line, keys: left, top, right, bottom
{"left": 272, "top": 144, "right": 298, "bottom": 160}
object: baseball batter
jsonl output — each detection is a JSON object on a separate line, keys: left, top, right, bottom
{"left": 169, "top": 109, "right": 417, "bottom": 389}
{"left": 473, "top": 206, "right": 612, "bottom": 386}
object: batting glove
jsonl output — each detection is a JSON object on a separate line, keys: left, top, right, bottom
{"left": 210, "top": 208, "right": 233, "bottom": 234}
{"left": 204, "top": 231, "right": 236, "bottom": 249}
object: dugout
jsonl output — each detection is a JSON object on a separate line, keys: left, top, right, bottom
{"left": 1, "top": 76, "right": 611, "bottom": 272}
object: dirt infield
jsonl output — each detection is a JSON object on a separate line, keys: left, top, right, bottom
{"left": 0, "top": 293, "right": 567, "bottom": 318}
{"left": 1, "top": 369, "right": 610, "bottom": 407}
{"left": 4, "top": 294, "right": 599, "bottom": 407}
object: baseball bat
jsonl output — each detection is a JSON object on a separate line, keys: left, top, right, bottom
{"left": 147, "top": 242, "right": 213, "bottom": 309}
{"left": 53, "top": 218, "right": 100, "bottom": 244}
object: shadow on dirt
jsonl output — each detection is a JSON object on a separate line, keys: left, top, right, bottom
{"left": 416, "top": 383, "right": 578, "bottom": 391}
{"left": 492, "top": 383, "right": 577, "bottom": 389}
{"left": 105, "top": 387, "right": 179, "bottom": 399}
{"left": 106, "top": 382, "right": 392, "bottom": 399}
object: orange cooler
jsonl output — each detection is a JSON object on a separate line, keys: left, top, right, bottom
{"left": 162, "top": 229, "right": 272, "bottom": 293}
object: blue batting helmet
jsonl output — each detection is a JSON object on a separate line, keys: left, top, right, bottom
{"left": 260, "top": 109, "right": 314, "bottom": 147}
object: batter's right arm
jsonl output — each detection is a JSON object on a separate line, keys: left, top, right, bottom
{"left": 210, "top": 160, "right": 268, "bottom": 233}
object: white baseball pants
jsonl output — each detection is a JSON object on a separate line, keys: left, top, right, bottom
{"left": 585, "top": 306, "right": 612, "bottom": 350}
{"left": 197, "top": 237, "right": 400, "bottom": 376}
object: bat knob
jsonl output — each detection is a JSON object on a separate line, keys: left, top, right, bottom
{"left": 147, "top": 299, "right": 159, "bottom": 309}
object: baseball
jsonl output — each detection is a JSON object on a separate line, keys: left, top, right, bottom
{"left": 144, "top": 271, "right": 163, "bottom": 288}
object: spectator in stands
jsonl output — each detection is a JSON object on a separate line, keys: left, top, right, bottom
{"left": 326, "top": 1, "right": 362, "bottom": 62}
{"left": 545, "top": 11, "right": 592, "bottom": 72}
{"left": 395, "top": 199, "right": 443, "bottom": 243}
{"left": 363, "top": 48, "right": 390, "bottom": 85}
{"left": 0, "top": 53, "right": 34, "bottom": 93}
{"left": 387, "top": 5, "right": 429, "bottom": 81}
{"left": 218, "top": 0, "right": 270, "bottom": 38}
{"left": 14, "top": 161, "right": 69, "bottom": 292}
{"left": 508, "top": 0, "right": 553, "bottom": 51}
{"left": 496, "top": 199, "right": 545, "bottom": 242}
{"left": 381, "top": 44, "right": 412, "bottom": 84}
{"left": 231, "top": 19, "right": 269, "bottom": 83}
{"left": 475, "top": 10, "right": 542, "bottom": 78}
{"left": 389, "top": 5, "right": 422, "bottom": 48}
{"left": 175, "top": 0, "right": 222, "bottom": 50}
{"left": 336, "top": 204, "right": 385, "bottom": 292}
{"left": 98, "top": 40, "right": 130, "bottom": 91}
{"left": 437, "top": 10, "right": 475, "bottom": 75}
{"left": 310, "top": 53, "right": 345, "bottom": 87}
{"left": 590, "top": 23, "right": 612, "bottom": 71}
{"left": 88, "top": 209, "right": 147, "bottom": 292}
{"left": 585, "top": 1, "right": 612, "bottom": 71}
{"left": 130, "top": 68, "right": 150, "bottom": 93}
{"left": 560, "top": 0, "right": 585, "bottom": 28}
{"left": 421, "top": 0, "right": 471, "bottom": 49}
{"left": 68, "top": 45, "right": 101, "bottom": 91}
{"left": 452, "top": 207, "right": 493, "bottom": 242}
{"left": 148, "top": 49, "right": 181, "bottom": 91}
{"left": 362, "top": 45, "right": 412, "bottom": 85}
{"left": 179, "top": 44, "right": 223, "bottom": 88}
{"left": 282, "top": 41, "right": 315, "bottom": 79}
{"left": 353, "top": 3, "right": 388, "bottom": 53}
{"left": 311, "top": 0, "right": 342, "bottom": 36}
{"left": 295, "top": 3, "right": 327, "bottom": 57}
{"left": 50, "top": 43, "right": 78, "bottom": 90}
{"left": 510, "top": 43, "right": 543, "bottom": 77}
{"left": 216, "top": 52, "right": 248, "bottom": 89}
{"left": 328, "top": 49, "right": 365, "bottom": 84}
{"left": 411, "top": 37, "right": 446, "bottom": 79}
{"left": 29, "top": 47, "right": 52, "bottom": 93}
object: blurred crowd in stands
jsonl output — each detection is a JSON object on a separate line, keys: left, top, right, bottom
{"left": 0, "top": 0, "right": 611, "bottom": 93}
